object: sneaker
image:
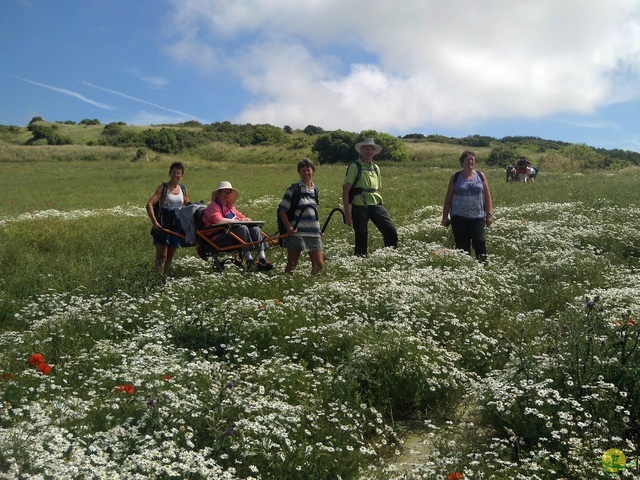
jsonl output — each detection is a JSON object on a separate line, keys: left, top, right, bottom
{"left": 256, "top": 258, "right": 274, "bottom": 271}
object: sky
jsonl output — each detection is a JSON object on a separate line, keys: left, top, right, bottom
{"left": 2, "top": 0, "right": 640, "bottom": 152}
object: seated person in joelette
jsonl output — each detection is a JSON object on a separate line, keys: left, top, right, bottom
{"left": 203, "top": 181, "right": 273, "bottom": 271}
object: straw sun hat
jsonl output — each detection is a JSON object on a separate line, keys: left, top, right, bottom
{"left": 354, "top": 138, "right": 382, "bottom": 154}
{"left": 212, "top": 181, "right": 239, "bottom": 204}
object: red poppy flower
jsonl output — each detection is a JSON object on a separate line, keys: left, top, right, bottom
{"left": 447, "top": 473, "right": 463, "bottom": 480}
{"left": 37, "top": 363, "right": 52, "bottom": 375}
{"left": 115, "top": 384, "right": 135, "bottom": 394}
{"left": 614, "top": 317, "right": 637, "bottom": 327}
{"left": 29, "top": 353, "right": 45, "bottom": 366}
{"left": 162, "top": 375, "right": 173, "bottom": 381}
{"left": 1, "top": 372, "right": 15, "bottom": 382}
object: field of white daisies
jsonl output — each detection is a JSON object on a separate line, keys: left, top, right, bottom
{"left": 1, "top": 164, "right": 640, "bottom": 480}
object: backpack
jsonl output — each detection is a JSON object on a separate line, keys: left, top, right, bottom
{"left": 347, "top": 161, "right": 379, "bottom": 204}
{"left": 153, "top": 182, "right": 187, "bottom": 226}
{"left": 277, "top": 183, "right": 319, "bottom": 246}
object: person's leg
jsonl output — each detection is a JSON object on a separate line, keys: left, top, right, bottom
{"left": 450, "top": 216, "right": 472, "bottom": 255}
{"left": 154, "top": 243, "right": 168, "bottom": 274}
{"left": 163, "top": 231, "right": 184, "bottom": 275}
{"left": 470, "top": 218, "right": 487, "bottom": 261}
{"left": 217, "top": 225, "right": 251, "bottom": 247}
{"left": 308, "top": 250, "right": 324, "bottom": 274}
{"left": 369, "top": 204, "right": 398, "bottom": 248}
{"left": 164, "top": 245, "right": 178, "bottom": 275}
{"left": 248, "top": 226, "right": 272, "bottom": 270}
{"left": 216, "top": 226, "right": 253, "bottom": 261}
{"left": 248, "top": 226, "right": 266, "bottom": 254}
{"left": 285, "top": 249, "right": 302, "bottom": 274}
{"left": 351, "top": 205, "right": 369, "bottom": 256}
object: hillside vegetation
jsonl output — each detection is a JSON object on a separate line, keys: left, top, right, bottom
{"left": 2, "top": 117, "right": 640, "bottom": 171}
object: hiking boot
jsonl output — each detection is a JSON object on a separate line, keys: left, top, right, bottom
{"left": 164, "top": 261, "right": 173, "bottom": 277}
{"left": 153, "top": 260, "right": 165, "bottom": 275}
{"left": 256, "top": 259, "right": 274, "bottom": 272}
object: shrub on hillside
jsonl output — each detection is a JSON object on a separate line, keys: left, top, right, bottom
{"left": 303, "top": 124, "right": 325, "bottom": 135}
{"left": 560, "top": 143, "right": 604, "bottom": 169}
{"left": 597, "top": 148, "right": 640, "bottom": 168}
{"left": 358, "top": 130, "right": 410, "bottom": 162}
{"left": 312, "top": 130, "right": 358, "bottom": 164}
{"left": 79, "top": 118, "right": 102, "bottom": 126}
{"left": 26, "top": 123, "right": 71, "bottom": 146}
{"left": 487, "top": 143, "right": 520, "bottom": 167}
{"left": 0, "top": 125, "right": 21, "bottom": 134}
{"left": 202, "top": 122, "right": 289, "bottom": 147}
{"left": 99, "top": 123, "right": 143, "bottom": 148}
{"left": 459, "top": 134, "right": 492, "bottom": 147}
{"left": 313, "top": 130, "right": 410, "bottom": 164}
{"left": 142, "top": 128, "right": 180, "bottom": 154}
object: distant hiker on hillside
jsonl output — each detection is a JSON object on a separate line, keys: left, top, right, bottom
{"left": 342, "top": 138, "right": 398, "bottom": 257}
{"left": 516, "top": 156, "right": 531, "bottom": 182}
{"left": 441, "top": 150, "right": 493, "bottom": 263}
{"left": 278, "top": 158, "right": 323, "bottom": 274}
{"left": 505, "top": 165, "right": 516, "bottom": 182}
{"left": 146, "top": 161, "right": 190, "bottom": 275}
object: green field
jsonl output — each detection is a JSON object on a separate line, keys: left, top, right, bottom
{"left": 1, "top": 138, "right": 640, "bottom": 479}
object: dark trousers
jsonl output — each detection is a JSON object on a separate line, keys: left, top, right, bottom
{"left": 352, "top": 204, "right": 398, "bottom": 256}
{"left": 451, "top": 216, "right": 487, "bottom": 260}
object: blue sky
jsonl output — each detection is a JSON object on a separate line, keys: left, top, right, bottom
{"left": 2, "top": 0, "right": 640, "bottom": 151}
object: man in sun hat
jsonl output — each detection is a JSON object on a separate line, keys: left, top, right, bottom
{"left": 203, "top": 181, "right": 273, "bottom": 271}
{"left": 342, "top": 138, "right": 398, "bottom": 256}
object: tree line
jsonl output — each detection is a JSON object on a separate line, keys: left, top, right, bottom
{"left": 8, "top": 117, "right": 640, "bottom": 169}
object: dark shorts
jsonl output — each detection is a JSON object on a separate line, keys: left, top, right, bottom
{"left": 152, "top": 209, "right": 183, "bottom": 247}
{"left": 152, "top": 231, "right": 182, "bottom": 247}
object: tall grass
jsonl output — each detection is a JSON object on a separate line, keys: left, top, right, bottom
{"left": 1, "top": 156, "right": 640, "bottom": 479}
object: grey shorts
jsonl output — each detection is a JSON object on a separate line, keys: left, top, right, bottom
{"left": 284, "top": 235, "right": 323, "bottom": 252}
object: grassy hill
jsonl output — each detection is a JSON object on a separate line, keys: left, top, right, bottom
{"left": 2, "top": 119, "right": 640, "bottom": 171}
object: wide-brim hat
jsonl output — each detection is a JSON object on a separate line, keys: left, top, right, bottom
{"left": 212, "top": 181, "right": 239, "bottom": 204}
{"left": 355, "top": 138, "right": 382, "bottom": 155}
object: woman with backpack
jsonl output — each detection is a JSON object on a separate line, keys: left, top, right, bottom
{"left": 146, "top": 161, "right": 190, "bottom": 275}
{"left": 278, "top": 158, "right": 323, "bottom": 274}
{"left": 441, "top": 150, "right": 493, "bottom": 262}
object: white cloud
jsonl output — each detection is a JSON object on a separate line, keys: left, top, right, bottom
{"left": 166, "top": 0, "right": 640, "bottom": 132}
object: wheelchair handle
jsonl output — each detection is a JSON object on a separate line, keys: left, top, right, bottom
{"left": 321, "top": 208, "right": 346, "bottom": 234}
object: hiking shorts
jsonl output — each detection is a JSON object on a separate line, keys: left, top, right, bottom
{"left": 284, "top": 235, "right": 322, "bottom": 253}
{"left": 152, "top": 228, "right": 183, "bottom": 247}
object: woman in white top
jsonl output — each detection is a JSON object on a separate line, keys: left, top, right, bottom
{"left": 146, "top": 162, "right": 190, "bottom": 275}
